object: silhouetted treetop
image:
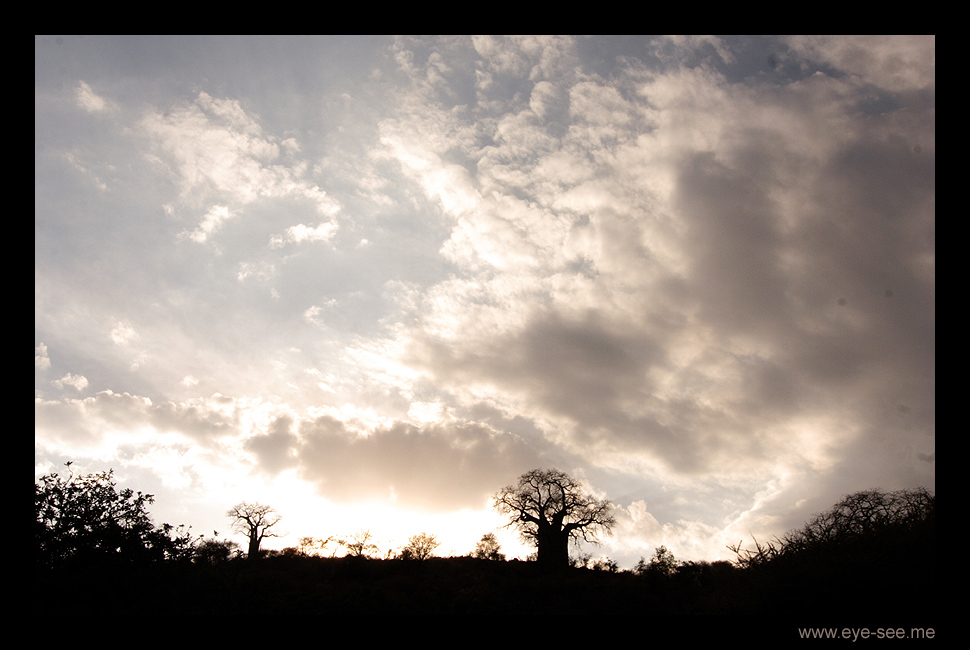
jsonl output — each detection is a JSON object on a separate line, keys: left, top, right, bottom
{"left": 473, "top": 533, "right": 505, "bottom": 561}
{"left": 227, "top": 501, "right": 282, "bottom": 561}
{"left": 35, "top": 462, "right": 193, "bottom": 570}
{"left": 494, "top": 468, "right": 615, "bottom": 569}
{"left": 730, "top": 487, "right": 935, "bottom": 568}
{"left": 399, "top": 532, "right": 440, "bottom": 560}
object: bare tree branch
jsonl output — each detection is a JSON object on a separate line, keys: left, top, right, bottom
{"left": 227, "top": 501, "right": 282, "bottom": 560}
{"left": 494, "top": 468, "right": 615, "bottom": 568}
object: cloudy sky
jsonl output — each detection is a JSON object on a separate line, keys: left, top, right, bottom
{"left": 35, "top": 35, "right": 934, "bottom": 566}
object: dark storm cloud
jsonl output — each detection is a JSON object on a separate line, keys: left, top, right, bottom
{"left": 674, "top": 150, "right": 788, "bottom": 335}
{"left": 406, "top": 308, "right": 734, "bottom": 473}
{"left": 776, "top": 129, "right": 933, "bottom": 393}
{"left": 511, "top": 311, "right": 665, "bottom": 418}
{"left": 410, "top": 310, "right": 659, "bottom": 415}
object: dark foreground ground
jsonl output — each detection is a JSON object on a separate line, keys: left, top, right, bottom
{"left": 36, "top": 545, "right": 937, "bottom": 622}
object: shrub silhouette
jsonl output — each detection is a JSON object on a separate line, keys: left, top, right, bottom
{"left": 341, "top": 529, "right": 380, "bottom": 558}
{"left": 399, "top": 532, "right": 440, "bottom": 560}
{"left": 35, "top": 462, "right": 193, "bottom": 571}
{"left": 730, "top": 487, "right": 934, "bottom": 568}
{"left": 193, "top": 536, "right": 241, "bottom": 564}
{"left": 473, "top": 532, "right": 505, "bottom": 560}
{"left": 728, "top": 487, "right": 935, "bottom": 614}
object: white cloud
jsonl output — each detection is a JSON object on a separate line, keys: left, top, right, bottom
{"left": 610, "top": 499, "right": 728, "bottom": 563}
{"left": 62, "top": 150, "right": 109, "bottom": 192}
{"left": 303, "top": 305, "right": 324, "bottom": 325}
{"left": 237, "top": 261, "right": 276, "bottom": 283}
{"left": 75, "top": 81, "right": 117, "bottom": 113}
{"left": 139, "top": 91, "right": 341, "bottom": 237}
{"left": 407, "top": 401, "right": 447, "bottom": 424}
{"left": 269, "top": 222, "right": 339, "bottom": 249}
{"left": 53, "top": 373, "right": 89, "bottom": 391}
{"left": 377, "top": 124, "right": 482, "bottom": 219}
{"left": 110, "top": 320, "right": 138, "bottom": 346}
{"left": 182, "top": 204, "right": 233, "bottom": 243}
{"left": 35, "top": 343, "right": 51, "bottom": 370}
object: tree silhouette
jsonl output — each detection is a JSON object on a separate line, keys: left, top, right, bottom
{"left": 399, "top": 532, "right": 440, "bottom": 560}
{"left": 298, "top": 536, "right": 332, "bottom": 557}
{"left": 193, "top": 536, "right": 240, "bottom": 564}
{"left": 342, "top": 529, "right": 379, "bottom": 558}
{"left": 473, "top": 533, "right": 505, "bottom": 560}
{"left": 494, "top": 468, "right": 615, "bottom": 569}
{"left": 729, "top": 487, "right": 935, "bottom": 568}
{"left": 227, "top": 502, "right": 282, "bottom": 561}
{"left": 35, "top": 462, "right": 193, "bottom": 570}
{"left": 647, "top": 545, "right": 679, "bottom": 576}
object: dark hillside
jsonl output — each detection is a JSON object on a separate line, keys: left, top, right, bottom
{"left": 35, "top": 532, "right": 935, "bottom": 617}
{"left": 728, "top": 488, "right": 936, "bottom": 617}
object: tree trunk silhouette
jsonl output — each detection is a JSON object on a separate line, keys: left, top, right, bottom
{"left": 494, "top": 468, "right": 616, "bottom": 570}
{"left": 226, "top": 502, "right": 281, "bottom": 562}
{"left": 536, "top": 524, "right": 569, "bottom": 567}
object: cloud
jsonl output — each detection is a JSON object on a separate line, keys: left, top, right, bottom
{"left": 269, "top": 222, "right": 339, "bottom": 249}
{"left": 407, "top": 401, "right": 447, "bottom": 424}
{"left": 296, "top": 415, "right": 541, "bottom": 509}
{"left": 786, "top": 35, "right": 935, "bottom": 93}
{"left": 236, "top": 261, "right": 276, "bottom": 283}
{"left": 363, "top": 37, "right": 934, "bottom": 495}
{"left": 35, "top": 343, "right": 51, "bottom": 370}
{"left": 110, "top": 320, "right": 138, "bottom": 346}
{"left": 182, "top": 204, "right": 233, "bottom": 243}
{"left": 35, "top": 390, "right": 240, "bottom": 457}
{"left": 245, "top": 415, "right": 299, "bottom": 475}
{"left": 53, "top": 373, "right": 89, "bottom": 391}
{"left": 612, "top": 499, "right": 727, "bottom": 563}
{"left": 60, "top": 150, "right": 110, "bottom": 192}
{"left": 75, "top": 81, "right": 117, "bottom": 113}
{"left": 139, "top": 91, "right": 340, "bottom": 239}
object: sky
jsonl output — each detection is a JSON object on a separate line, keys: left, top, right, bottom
{"left": 35, "top": 35, "right": 934, "bottom": 567}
